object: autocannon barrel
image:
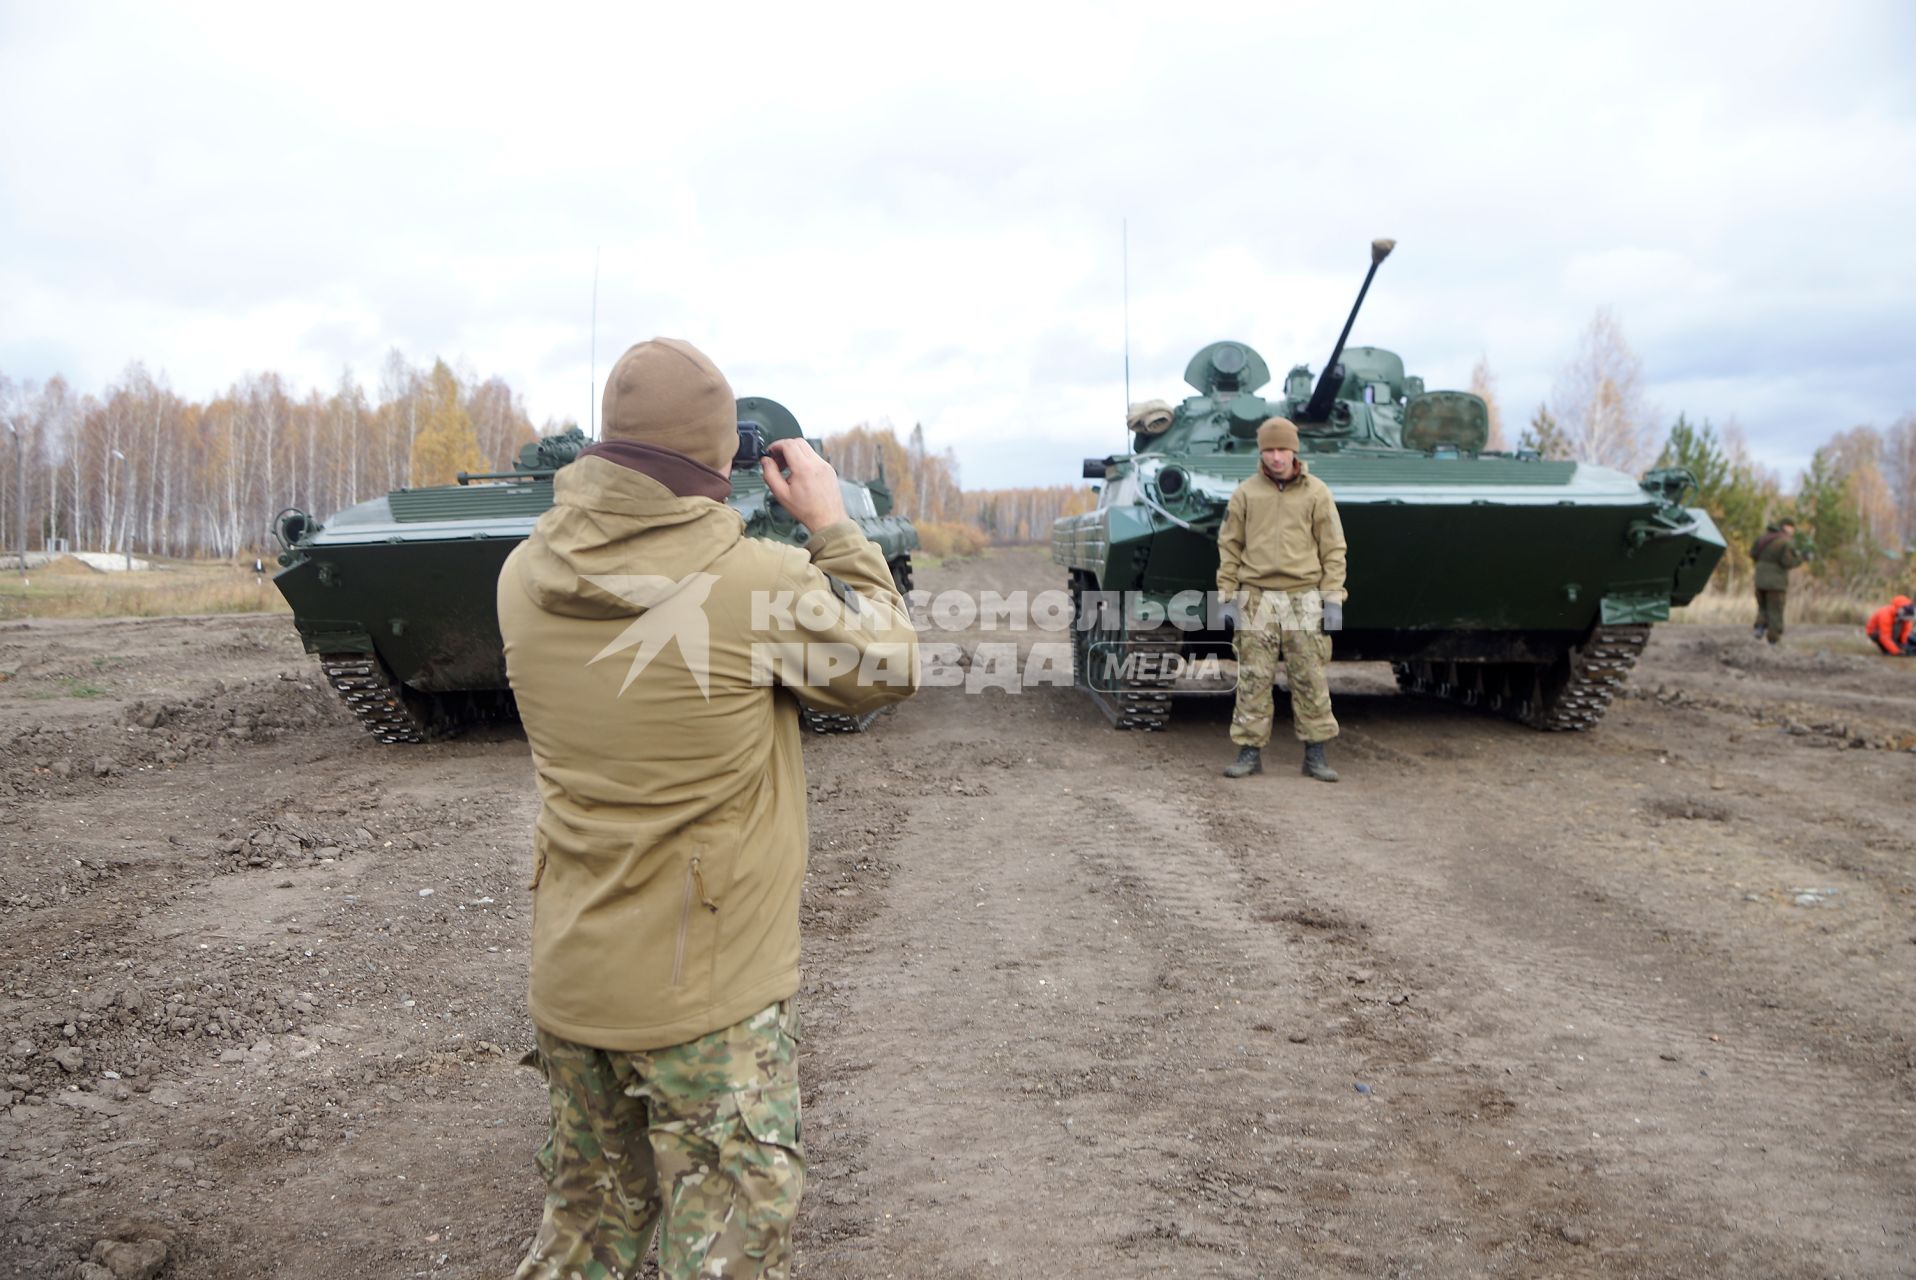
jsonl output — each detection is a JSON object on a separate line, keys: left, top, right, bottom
{"left": 1299, "top": 238, "right": 1396, "bottom": 424}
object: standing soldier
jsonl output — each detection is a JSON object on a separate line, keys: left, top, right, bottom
{"left": 497, "top": 337, "right": 919, "bottom": 1279}
{"left": 1217, "top": 416, "right": 1348, "bottom": 782}
{"left": 1750, "top": 519, "right": 1806, "bottom": 645}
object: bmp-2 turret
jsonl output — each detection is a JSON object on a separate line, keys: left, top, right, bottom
{"left": 1053, "top": 239, "right": 1725, "bottom": 731}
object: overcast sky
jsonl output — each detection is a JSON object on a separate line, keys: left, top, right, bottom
{"left": 3, "top": 1, "right": 1913, "bottom": 490}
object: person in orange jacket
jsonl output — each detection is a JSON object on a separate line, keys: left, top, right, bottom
{"left": 1864, "top": 594, "right": 1914, "bottom": 655}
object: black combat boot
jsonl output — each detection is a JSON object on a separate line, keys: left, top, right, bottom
{"left": 1301, "top": 741, "right": 1339, "bottom": 783}
{"left": 1223, "top": 746, "right": 1263, "bottom": 778}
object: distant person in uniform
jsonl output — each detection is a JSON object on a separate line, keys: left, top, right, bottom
{"left": 1864, "top": 594, "right": 1914, "bottom": 655}
{"left": 1216, "top": 416, "right": 1348, "bottom": 782}
{"left": 497, "top": 337, "right": 919, "bottom": 1279}
{"left": 1749, "top": 520, "right": 1805, "bottom": 645}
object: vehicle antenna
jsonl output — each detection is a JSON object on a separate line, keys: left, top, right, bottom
{"left": 1122, "top": 218, "right": 1131, "bottom": 412}
{"left": 590, "top": 246, "right": 601, "bottom": 439}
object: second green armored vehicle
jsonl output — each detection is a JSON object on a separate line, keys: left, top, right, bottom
{"left": 1052, "top": 239, "right": 1726, "bottom": 731}
{"left": 273, "top": 397, "right": 918, "bottom": 742}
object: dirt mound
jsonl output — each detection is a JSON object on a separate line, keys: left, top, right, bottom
{"left": 1, "top": 671, "right": 351, "bottom": 801}
{"left": 1661, "top": 631, "right": 1873, "bottom": 678}
{"left": 37, "top": 554, "right": 102, "bottom": 576}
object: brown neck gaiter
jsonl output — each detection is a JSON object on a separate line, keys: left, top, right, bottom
{"left": 580, "top": 440, "right": 732, "bottom": 502}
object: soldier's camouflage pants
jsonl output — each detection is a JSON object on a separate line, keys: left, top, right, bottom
{"left": 1232, "top": 588, "right": 1338, "bottom": 747}
{"left": 515, "top": 1000, "right": 804, "bottom": 1280}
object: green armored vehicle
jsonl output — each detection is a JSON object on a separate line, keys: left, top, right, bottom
{"left": 273, "top": 396, "right": 918, "bottom": 742}
{"left": 1052, "top": 239, "right": 1725, "bottom": 731}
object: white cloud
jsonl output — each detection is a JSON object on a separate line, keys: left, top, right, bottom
{"left": 2, "top": 0, "right": 1913, "bottom": 491}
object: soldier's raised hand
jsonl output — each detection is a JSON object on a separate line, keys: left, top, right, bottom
{"left": 762, "top": 438, "right": 849, "bottom": 532}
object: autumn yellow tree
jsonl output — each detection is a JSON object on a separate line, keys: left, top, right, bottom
{"left": 409, "top": 360, "right": 486, "bottom": 487}
{"left": 1468, "top": 355, "right": 1507, "bottom": 452}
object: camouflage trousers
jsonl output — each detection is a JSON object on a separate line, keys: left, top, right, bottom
{"left": 515, "top": 1000, "right": 804, "bottom": 1280}
{"left": 1231, "top": 589, "right": 1338, "bottom": 746}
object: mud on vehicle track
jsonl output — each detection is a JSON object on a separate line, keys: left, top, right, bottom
{"left": 2, "top": 548, "right": 1912, "bottom": 1278}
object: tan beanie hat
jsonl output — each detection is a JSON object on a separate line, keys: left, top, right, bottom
{"left": 600, "top": 338, "right": 739, "bottom": 473}
{"left": 1256, "top": 417, "right": 1300, "bottom": 452}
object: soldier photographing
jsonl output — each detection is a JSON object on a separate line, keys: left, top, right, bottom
{"left": 498, "top": 337, "right": 919, "bottom": 1278}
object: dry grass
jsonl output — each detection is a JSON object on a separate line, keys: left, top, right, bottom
{"left": 1672, "top": 582, "right": 1883, "bottom": 627}
{"left": 915, "top": 521, "right": 990, "bottom": 560}
{"left": 0, "top": 560, "right": 290, "bottom": 620}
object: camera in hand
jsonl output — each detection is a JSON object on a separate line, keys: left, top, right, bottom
{"left": 734, "top": 423, "right": 767, "bottom": 470}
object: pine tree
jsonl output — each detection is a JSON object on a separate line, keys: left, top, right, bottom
{"left": 1656, "top": 414, "right": 1776, "bottom": 586}
{"left": 1657, "top": 415, "right": 1726, "bottom": 492}
{"left": 1518, "top": 405, "right": 1571, "bottom": 460}
{"left": 1797, "top": 447, "right": 1864, "bottom": 581}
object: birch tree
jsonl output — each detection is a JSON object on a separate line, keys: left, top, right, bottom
{"left": 1468, "top": 355, "right": 1507, "bottom": 452}
{"left": 0, "top": 374, "right": 19, "bottom": 562}
{"left": 331, "top": 371, "right": 368, "bottom": 509}
{"left": 1551, "top": 309, "right": 1655, "bottom": 473}
{"left": 1883, "top": 414, "right": 1916, "bottom": 551}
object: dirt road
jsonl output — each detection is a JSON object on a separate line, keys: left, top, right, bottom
{"left": 3, "top": 547, "right": 1912, "bottom": 1278}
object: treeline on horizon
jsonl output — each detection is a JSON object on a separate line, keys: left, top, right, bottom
{"left": 818, "top": 422, "right": 1095, "bottom": 558}
{"left": 0, "top": 354, "right": 542, "bottom": 563}
{"left": 0, "top": 357, "right": 1091, "bottom": 566}
{"left": 2, "top": 313, "right": 1912, "bottom": 587}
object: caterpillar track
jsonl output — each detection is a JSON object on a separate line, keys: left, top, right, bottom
{"left": 318, "top": 653, "right": 433, "bottom": 744}
{"left": 1392, "top": 623, "right": 1650, "bottom": 731}
{"left": 798, "top": 706, "right": 886, "bottom": 734}
{"left": 319, "top": 555, "right": 918, "bottom": 744}
{"left": 1071, "top": 585, "right": 1183, "bottom": 731}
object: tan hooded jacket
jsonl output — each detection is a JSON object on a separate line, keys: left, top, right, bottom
{"left": 1215, "top": 461, "right": 1349, "bottom": 604}
{"left": 497, "top": 456, "right": 918, "bottom": 1050}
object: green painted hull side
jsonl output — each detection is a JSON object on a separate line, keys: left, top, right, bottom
{"left": 275, "top": 489, "right": 918, "bottom": 695}
{"left": 275, "top": 538, "right": 522, "bottom": 692}
{"left": 1053, "top": 498, "right": 1724, "bottom": 662}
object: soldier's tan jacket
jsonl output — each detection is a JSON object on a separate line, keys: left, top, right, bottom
{"left": 497, "top": 456, "right": 918, "bottom": 1051}
{"left": 1215, "top": 461, "right": 1349, "bottom": 604}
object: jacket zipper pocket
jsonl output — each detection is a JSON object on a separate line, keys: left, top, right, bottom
{"left": 672, "top": 856, "right": 720, "bottom": 988}
{"left": 672, "top": 860, "right": 696, "bottom": 987}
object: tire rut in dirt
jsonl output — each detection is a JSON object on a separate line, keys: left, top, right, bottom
{"left": 1198, "top": 793, "right": 1913, "bottom": 1278}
